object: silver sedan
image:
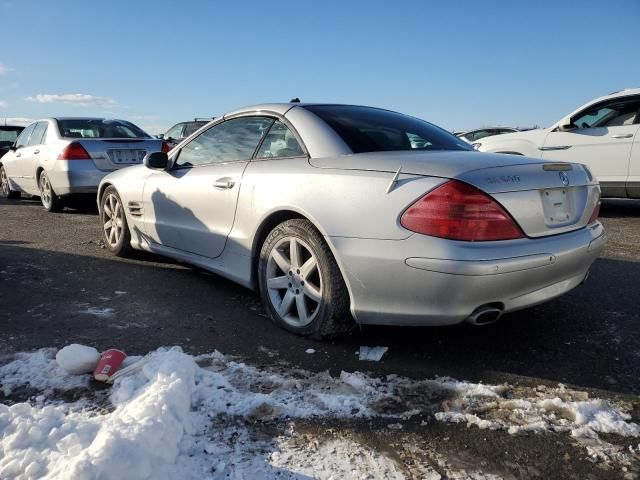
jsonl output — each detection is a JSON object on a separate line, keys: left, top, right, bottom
{"left": 0, "top": 118, "right": 167, "bottom": 212}
{"left": 97, "top": 103, "right": 606, "bottom": 338}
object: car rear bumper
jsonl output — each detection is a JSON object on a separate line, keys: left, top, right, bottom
{"left": 47, "top": 161, "right": 111, "bottom": 196}
{"left": 330, "top": 222, "right": 607, "bottom": 326}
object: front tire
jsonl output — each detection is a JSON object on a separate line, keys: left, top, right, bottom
{"left": 0, "top": 165, "right": 20, "bottom": 199}
{"left": 258, "top": 219, "right": 353, "bottom": 339}
{"left": 100, "top": 186, "right": 133, "bottom": 257}
{"left": 39, "top": 171, "right": 64, "bottom": 212}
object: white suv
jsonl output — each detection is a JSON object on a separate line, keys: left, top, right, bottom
{"left": 475, "top": 89, "right": 640, "bottom": 198}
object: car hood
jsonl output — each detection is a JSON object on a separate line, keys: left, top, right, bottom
{"left": 477, "top": 127, "right": 548, "bottom": 145}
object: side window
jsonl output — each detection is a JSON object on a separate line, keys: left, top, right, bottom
{"left": 15, "top": 123, "right": 35, "bottom": 149}
{"left": 175, "top": 117, "right": 273, "bottom": 168}
{"left": 572, "top": 97, "right": 640, "bottom": 129}
{"left": 28, "top": 122, "right": 48, "bottom": 146}
{"left": 256, "top": 121, "right": 305, "bottom": 158}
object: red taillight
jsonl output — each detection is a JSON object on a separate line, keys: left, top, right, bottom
{"left": 401, "top": 180, "right": 525, "bottom": 241}
{"left": 588, "top": 193, "right": 601, "bottom": 224}
{"left": 58, "top": 142, "right": 90, "bottom": 160}
{"left": 161, "top": 142, "right": 171, "bottom": 154}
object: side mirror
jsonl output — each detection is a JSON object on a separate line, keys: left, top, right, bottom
{"left": 557, "top": 122, "right": 577, "bottom": 132}
{"left": 156, "top": 133, "right": 164, "bottom": 140}
{"left": 556, "top": 116, "right": 576, "bottom": 132}
{"left": 144, "top": 151, "right": 169, "bottom": 170}
{"left": 9, "top": 144, "right": 17, "bottom": 151}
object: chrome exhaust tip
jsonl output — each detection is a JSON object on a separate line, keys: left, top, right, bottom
{"left": 465, "top": 305, "right": 503, "bottom": 326}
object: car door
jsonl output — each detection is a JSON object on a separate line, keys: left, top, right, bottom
{"left": 540, "top": 96, "right": 640, "bottom": 195}
{"left": 142, "top": 116, "right": 274, "bottom": 258}
{"left": 4, "top": 123, "right": 36, "bottom": 193}
{"left": 22, "top": 122, "right": 49, "bottom": 192}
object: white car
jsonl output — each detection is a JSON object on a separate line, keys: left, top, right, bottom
{"left": 475, "top": 89, "right": 640, "bottom": 198}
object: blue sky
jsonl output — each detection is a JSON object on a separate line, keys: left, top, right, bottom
{"left": 1, "top": 0, "right": 638, "bottom": 134}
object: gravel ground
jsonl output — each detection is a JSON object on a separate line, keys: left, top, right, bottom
{"left": 1, "top": 195, "right": 639, "bottom": 479}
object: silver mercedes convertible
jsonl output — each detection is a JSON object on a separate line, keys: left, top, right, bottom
{"left": 97, "top": 103, "right": 606, "bottom": 338}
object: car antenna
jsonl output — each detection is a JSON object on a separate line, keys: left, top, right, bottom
{"left": 386, "top": 166, "right": 403, "bottom": 194}
{"left": 290, "top": 97, "right": 301, "bottom": 103}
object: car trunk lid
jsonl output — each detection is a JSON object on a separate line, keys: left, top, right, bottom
{"left": 73, "top": 138, "right": 164, "bottom": 171}
{"left": 310, "top": 150, "right": 600, "bottom": 237}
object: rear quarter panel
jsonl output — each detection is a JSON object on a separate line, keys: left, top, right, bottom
{"left": 229, "top": 157, "right": 444, "bottom": 251}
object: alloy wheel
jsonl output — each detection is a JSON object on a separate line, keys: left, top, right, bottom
{"left": 103, "top": 193, "right": 124, "bottom": 248}
{"left": 266, "top": 236, "right": 323, "bottom": 327}
{"left": 0, "top": 168, "right": 8, "bottom": 196}
{"left": 40, "top": 174, "right": 52, "bottom": 208}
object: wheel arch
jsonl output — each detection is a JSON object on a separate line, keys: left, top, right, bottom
{"left": 97, "top": 182, "right": 114, "bottom": 211}
{"left": 35, "top": 166, "right": 45, "bottom": 183}
{"left": 249, "top": 209, "right": 355, "bottom": 314}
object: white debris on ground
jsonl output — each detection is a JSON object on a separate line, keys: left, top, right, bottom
{"left": 0, "top": 347, "right": 638, "bottom": 479}
{"left": 304, "top": 348, "right": 315, "bottom": 354}
{"left": 55, "top": 344, "right": 100, "bottom": 375}
{"left": 358, "top": 346, "right": 389, "bottom": 362}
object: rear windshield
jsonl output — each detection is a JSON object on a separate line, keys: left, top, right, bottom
{"left": 182, "top": 121, "right": 208, "bottom": 137}
{"left": 303, "top": 105, "right": 472, "bottom": 154}
{"left": 56, "top": 119, "right": 149, "bottom": 139}
{"left": 0, "top": 126, "right": 23, "bottom": 143}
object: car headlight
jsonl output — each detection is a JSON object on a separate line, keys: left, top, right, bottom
{"left": 471, "top": 142, "right": 482, "bottom": 150}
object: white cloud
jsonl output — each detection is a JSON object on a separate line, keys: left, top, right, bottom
{"left": 24, "top": 93, "right": 116, "bottom": 107}
{"left": 1, "top": 117, "right": 34, "bottom": 126}
{"left": 0, "top": 100, "right": 7, "bottom": 108}
{"left": 0, "top": 63, "right": 10, "bottom": 76}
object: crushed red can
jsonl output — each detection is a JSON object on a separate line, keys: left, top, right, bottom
{"left": 93, "top": 349, "right": 127, "bottom": 382}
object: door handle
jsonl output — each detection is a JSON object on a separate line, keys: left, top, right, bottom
{"left": 34, "top": 149, "right": 40, "bottom": 154}
{"left": 539, "top": 146, "right": 572, "bottom": 151}
{"left": 611, "top": 134, "right": 633, "bottom": 139}
{"left": 15, "top": 152, "right": 21, "bottom": 157}
{"left": 213, "top": 178, "right": 235, "bottom": 189}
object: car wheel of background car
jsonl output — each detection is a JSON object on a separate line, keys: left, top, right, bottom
{"left": 0, "top": 165, "right": 21, "bottom": 199}
{"left": 258, "top": 219, "right": 353, "bottom": 339}
{"left": 38, "top": 171, "right": 63, "bottom": 212}
{"left": 100, "top": 186, "right": 132, "bottom": 257}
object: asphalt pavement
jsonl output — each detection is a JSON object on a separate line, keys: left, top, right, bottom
{"left": 1, "top": 195, "right": 639, "bottom": 478}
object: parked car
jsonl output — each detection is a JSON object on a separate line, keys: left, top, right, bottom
{"left": 0, "top": 118, "right": 169, "bottom": 211}
{"left": 98, "top": 103, "right": 605, "bottom": 338}
{"left": 0, "top": 124, "right": 24, "bottom": 159}
{"left": 158, "top": 118, "right": 212, "bottom": 147}
{"left": 455, "top": 127, "right": 520, "bottom": 143}
{"left": 475, "top": 88, "right": 640, "bottom": 198}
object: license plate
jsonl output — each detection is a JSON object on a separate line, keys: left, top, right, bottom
{"left": 107, "top": 149, "right": 146, "bottom": 164}
{"left": 541, "top": 188, "right": 573, "bottom": 226}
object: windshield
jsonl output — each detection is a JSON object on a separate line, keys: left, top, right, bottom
{"left": 0, "top": 126, "right": 23, "bottom": 142}
{"left": 56, "top": 119, "right": 150, "bottom": 139}
{"left": 303, "top": 105, "right": 472, "bottom": 154}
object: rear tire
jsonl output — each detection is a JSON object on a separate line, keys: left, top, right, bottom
{"left": 258, "top": 219, "right": 354, "bottom": 339}
{"left": 0, "top": 165, "right": 20, "bottom": 199}
{"left": 38, "top": 171, "right": 64, "bottom": 212}
{"left": 100, "top": 186, "right": 133, "bottom": 257}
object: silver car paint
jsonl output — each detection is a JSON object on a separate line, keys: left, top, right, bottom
{"left": 98, "top": 104, "right": 606, "bottom": 326}
{"left": 1, "top": 118, "right": 163, "bottom": 197}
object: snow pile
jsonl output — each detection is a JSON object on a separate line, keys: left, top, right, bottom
{"left": 0, "top": 349, "right": 89, "bottom": 396}
{"left": 1, "top": 347, "right": 639, "bottom": 479}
